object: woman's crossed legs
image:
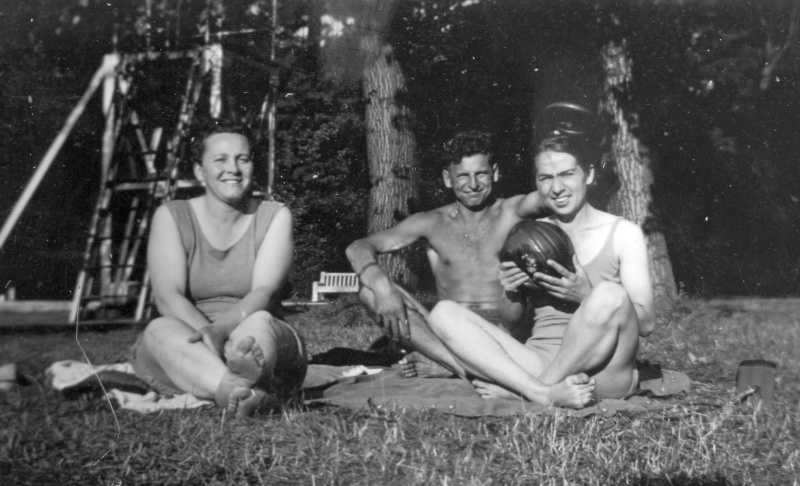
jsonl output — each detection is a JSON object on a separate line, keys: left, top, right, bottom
{"left": 426, "top": 281, "right": 640, "bottom": 408}
{"left": 133, "top": 311, "right": 305, "bottom": 416}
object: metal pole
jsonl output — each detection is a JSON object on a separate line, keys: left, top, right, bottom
{"left": 267, "top": 0, "right": 278, "bottom": 198}
{"left": 0, "top": 54, "right": 119, "bottom": 254}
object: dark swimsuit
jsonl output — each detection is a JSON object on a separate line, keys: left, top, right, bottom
{"left": 131, "top": 200, "right": 307, "bottom": 398}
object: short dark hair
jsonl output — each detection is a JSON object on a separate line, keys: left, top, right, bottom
{"left": 189, "top": 119, "right": 254, "bottom": 167}
{"left": 535, "top": 135, "right": 595, "bottom": 173}
{"left": 443, "top": 131, "right": 493, "bottom": 168}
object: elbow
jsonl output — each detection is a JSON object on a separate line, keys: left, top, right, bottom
{"left": 345, "top": 240, "right": 367, "bottom": 266}
{"left": 639, "top": 315, "right": 656, "bottom": 337}
{"left": 344, "top": 242, "right": 358, "bottom": 262}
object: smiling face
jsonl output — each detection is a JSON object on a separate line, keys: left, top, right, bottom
{"left": 442, "top": 153, "right": 498, "bottom": 210}
{"left": 194, "top": 132, "right": 253, "bottom": 205}
{"left": 534, "top": 150, "right": 594, "bottom": 219}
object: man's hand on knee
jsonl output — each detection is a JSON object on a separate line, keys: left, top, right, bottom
{"left": 365, "top": 280, "right": 411, "bottom": 341}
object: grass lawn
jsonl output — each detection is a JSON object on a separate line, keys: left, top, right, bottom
{"left": 1, "top": 296, "right": 798, "bottom": 485}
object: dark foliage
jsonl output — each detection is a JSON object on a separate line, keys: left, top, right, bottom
{"left": 388, "top": 0, "right": 800, "bottom": 297}
{"left": 0, "top": 0, "right": 368, "bottom": 298}
{"left": 2, "top": 0, "right": 800, "bottom": 298}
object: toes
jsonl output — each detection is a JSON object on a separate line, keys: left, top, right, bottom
{"left": 252, "top": 347, "right": 266, "bottom": 368}
{"left": 226, "top": 387, "right": 253, "bottom": 415}
{"left": 235, "top": 335, "right": 256, "bottom": 355}
{"left": 572, "top": 373, "right": 590, "bottom": 384}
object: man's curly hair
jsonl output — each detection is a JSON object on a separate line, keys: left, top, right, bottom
{"left": 442, "top": 131, "right": 493, "bottom": 168}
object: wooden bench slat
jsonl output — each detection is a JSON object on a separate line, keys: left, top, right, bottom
{"left": 311, "top": 272, "right": 359, "bottom": 301}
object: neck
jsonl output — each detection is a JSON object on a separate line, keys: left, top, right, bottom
{"left": 202, "top": 195, "right": 251, "bottom": 223}
{"left": 455, "top": 202, "right": 488, "bottom": 222}
{"left": 455, "top": 194, "right": 497, "bottom": 221}
{"left": 552, "top": 202, "right": 593, "bottom": 228}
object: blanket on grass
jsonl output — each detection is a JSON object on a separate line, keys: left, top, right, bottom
{"left": 45, "top": 360, "right": 690, "bottom": 417}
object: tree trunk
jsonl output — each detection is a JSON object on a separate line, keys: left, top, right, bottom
{"left": 602, "top": 40, "right": 678, "bottom": 313}
{"left": 362, "top": 29, "right": 419, "bottom": 286}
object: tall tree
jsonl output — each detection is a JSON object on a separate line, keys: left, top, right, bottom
{"left": 321, "top": 0, "right": 419, "bottom": 285}
{"left": 601, "top": 37, "right": 678, "bottom": 311}
{"left": 362, "top": 1, "right": 418, "bottom": 286}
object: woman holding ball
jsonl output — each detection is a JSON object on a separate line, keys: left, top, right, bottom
{"left": 425, "top": 135, "right": 655, "bottom": 408}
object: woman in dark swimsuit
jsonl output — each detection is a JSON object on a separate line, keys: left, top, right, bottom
{"left": 131, "top": 121, "right": 306, "bottom": 416}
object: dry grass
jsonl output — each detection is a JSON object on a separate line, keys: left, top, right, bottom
{"left": 1, "top": 296, "right": 799, "bottom": 485}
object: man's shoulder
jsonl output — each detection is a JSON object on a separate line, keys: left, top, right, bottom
{"left": 498, "top": 194, "right": 526, "bottom": 208}
{"left": 422, "top": 203, "right": 456, "bottom": 220}
{"left": 387, "top": 205, "right": 449, "bottom": 235}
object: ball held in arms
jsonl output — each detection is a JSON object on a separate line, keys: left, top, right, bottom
{"left": 500, "top": 220, "right": 576, "bottom": 279}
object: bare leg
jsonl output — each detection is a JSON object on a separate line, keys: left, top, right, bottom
{"left": 137, "top": 317, "right": 228, "bottom": 399}
{"left": 138, "top": 312, "right": 303, "bottom": 417}
{"left": 428, "top": 301, "right": 595, "bottom": 408}
{"left": 538, "top": 282, "right": 640, "bottom": 399}
{"left": 358, "top": 286, "right": 464, "bottom": 377}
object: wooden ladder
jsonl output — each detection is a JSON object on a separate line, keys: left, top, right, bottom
{"left": 69, "top": 50, "right": 209, "bottom": 323}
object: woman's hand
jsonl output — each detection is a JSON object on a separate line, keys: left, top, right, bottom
{"left": 498, "top": 261, "right": 537, "bottom": 299}
{"left": 532, "top": 255, "right": 592, "bottom": 303}
{"left": 188, "top": 325, "right": 229, "bottom": 358}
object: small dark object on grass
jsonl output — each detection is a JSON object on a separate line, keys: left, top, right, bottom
{"left": 500, "top": 220, "right": 575, "bottom": 279}
{"left": 736, "top": 359, "right": 777, "bottom": 410}
{"left": 310, "top": 336, "right": 405, "bottom": 367}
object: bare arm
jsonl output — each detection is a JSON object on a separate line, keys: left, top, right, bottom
{"left": 210, "top": 206, "right": 293, "bottom": 334}
{"left": 496, "top": 261, "right": 532, "bottom": 338}
{"left": 345, "top": 212, "right": 436, "bottom": 339}
{"left": 147, "top": 205, "right": 211, "bottom": 330}
{"left": 513, "top": 191, "right": 549, "bottom": 219}
{"left": 616, "top": 221, "right": 656, "bottom": 337}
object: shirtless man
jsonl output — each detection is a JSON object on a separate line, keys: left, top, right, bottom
{"left": 346, "top": 131, "right": 546, "bottom": 378}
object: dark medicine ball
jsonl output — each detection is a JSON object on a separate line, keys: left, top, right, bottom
{"left": 500, "top": 220, "right": 576, "bottom": 279}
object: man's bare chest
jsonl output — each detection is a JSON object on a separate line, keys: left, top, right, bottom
{"left": 429, "top": 219, "right": 510, "bottom": 264}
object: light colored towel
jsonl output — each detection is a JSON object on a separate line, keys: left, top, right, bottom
{"left": 45, "top": 360, "right": 385, "bottom": 413}
{"left": 46, "top": 360, "right": 212, "bottom": 412}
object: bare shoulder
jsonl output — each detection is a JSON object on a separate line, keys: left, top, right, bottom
{"left": 151, "top": 203, "right": 177, "bottom": 227}
{"left": 427, "top": 203, "right": 456, "bottom": 223}
{"left": 613, "top": 217, "right": 646, "bottom": 251}
{"left": 500, "top": 194, "right": 525, "bottom": 210}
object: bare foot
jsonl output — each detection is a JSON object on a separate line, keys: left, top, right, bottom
{"left": 471, "top": 379, "right": 520, "bottom": 400}
{"left": 214, "top": 336, "right": 266, "bottom": 407}
{"left": 399, "top": 352, "right": 455, "bottom": 378}
{"left": 225, "top": 387, "right": 282, "bottom": 417}
{"left": 543, "top": 373, "right": 595, "bottom": 409}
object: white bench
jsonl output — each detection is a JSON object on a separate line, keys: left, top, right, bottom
{"left": 311, "top": 272, "right": 360, "bottom": 302}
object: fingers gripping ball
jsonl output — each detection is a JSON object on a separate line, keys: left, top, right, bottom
{"left": 500, "top": 221, "right": 576, "bottom": 279}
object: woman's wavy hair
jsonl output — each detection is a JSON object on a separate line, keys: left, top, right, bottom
{"left": 189, "top": 119, "right": 256, "bottom": 168}
{"left": 534, "top": 135, "right": 596, "bottom": 174}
